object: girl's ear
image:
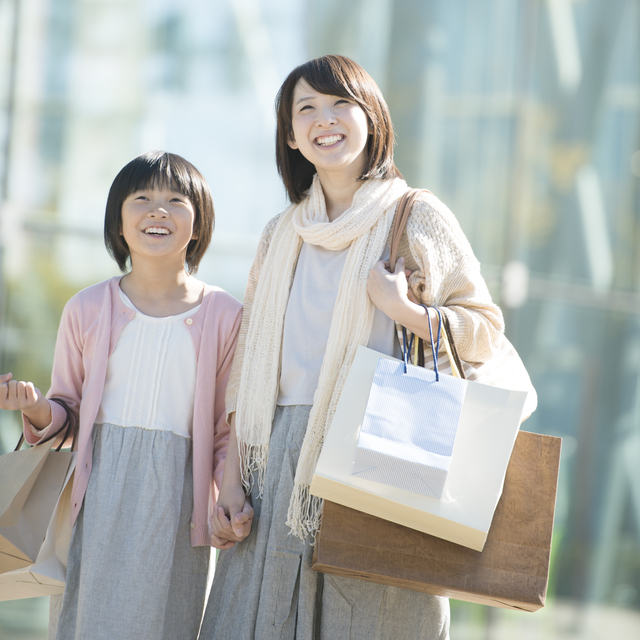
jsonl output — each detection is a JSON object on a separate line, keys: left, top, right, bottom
{"left": 287, "top": 134, "right": 299, "bottom": 150}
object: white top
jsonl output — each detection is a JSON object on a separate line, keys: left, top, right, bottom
{"left": 277, "top": 243, "right": 402, "bottom": 406}
{"left": 95, "top": 289, "right": 200, "bottom": 438}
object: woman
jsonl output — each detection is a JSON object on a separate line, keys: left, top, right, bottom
{"left": 201, "top": 55, "right": 505, "bottom": 640}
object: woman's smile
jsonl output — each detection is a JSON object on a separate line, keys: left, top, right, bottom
{"left": 314, "top": 134, "right": 345, "bottom": 147}
{"left": 288, "top": 80, "right": 370, "bottom": 180}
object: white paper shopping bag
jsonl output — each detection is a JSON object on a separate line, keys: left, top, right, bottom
{"left": 311, "top": 346, "right": 528, "bottom": 551}
{"left": 0, "top": 454, "right": 76, "bottom": 600}
{"left": 351, "top": 358, "right": 467, "bottom": 498}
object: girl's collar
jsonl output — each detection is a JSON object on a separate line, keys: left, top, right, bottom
{"left": 108, "top": 275, "right": 212, "bottom": 323}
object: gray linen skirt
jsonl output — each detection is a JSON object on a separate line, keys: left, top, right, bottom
{"left": 52, "top": 423, "right": 210, "bottom": 640}
{"left": 200, "top": 405, "right": 449, "bottom": 640}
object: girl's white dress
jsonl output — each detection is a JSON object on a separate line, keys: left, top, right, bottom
{"left": 53, "top": 292, "right": 210, "bottom": 640}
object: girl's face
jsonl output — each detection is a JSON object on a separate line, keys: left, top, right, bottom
{"left": 120, "top": 188, "right": 197, "bottom": 269}
{"left": 288, "top": 80, "right": 370, "bottom": 181}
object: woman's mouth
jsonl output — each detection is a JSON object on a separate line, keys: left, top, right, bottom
{"left": 315, "top": 134, "right": 344, "bottom": 147}
{"left": 144, "top": 227, "right": 171, "bottom": 237}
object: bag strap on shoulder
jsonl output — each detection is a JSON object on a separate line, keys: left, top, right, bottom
{"left": 389, "top": 188, "right": 430, "bottom": 272}
{"left": 388, "top": 187, "right": 467, "bottom": 380}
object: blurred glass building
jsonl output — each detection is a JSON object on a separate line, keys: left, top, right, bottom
{"left": 1, "top": 0, "right": 640, "bottom": 638}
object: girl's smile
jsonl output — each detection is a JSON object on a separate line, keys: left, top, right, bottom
{"left": 121, "top": 188, "right": 196, "bottom": 266}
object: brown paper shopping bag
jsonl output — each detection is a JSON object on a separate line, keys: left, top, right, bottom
{"left": 312, "top": 430, "right": 561, "bottom": 612}
{"left": 1, "top": 399, "right": 77, "bottom": 573}
{"left": 0, "top": 456, "right": 75, "bottom": 600}
{"left": 0, "top": 448, "right": 74, "bottom": 573}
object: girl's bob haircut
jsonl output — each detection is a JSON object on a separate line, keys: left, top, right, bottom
{"left": 104, "top": 151, "right": 214, "bottom": 274}
{"left": 275, "top": 55, "right": 402, "bottom": 203}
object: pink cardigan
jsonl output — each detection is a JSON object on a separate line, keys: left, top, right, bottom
{"left": 23, "top": 277, "right": 242, "bottom": 547}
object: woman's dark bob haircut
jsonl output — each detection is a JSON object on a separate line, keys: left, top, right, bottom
{"left": 104, "top": 151, "right": 214, "bottom": 274}
{"left": 275, "top": 55, "right": 402, "bottom": 203}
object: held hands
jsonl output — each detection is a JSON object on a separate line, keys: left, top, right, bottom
{"left": 210, "top": 482, "right": 254, "bottom": 550}
{"left": 0, "top": 372, "right": 52, "bottom": 428}
{"left": 367, "top": 257, "right": 419, "bottom": 321}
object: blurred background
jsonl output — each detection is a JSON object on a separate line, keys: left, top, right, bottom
{"left": 1, "top": 0, "right": 639, "bottom": 637}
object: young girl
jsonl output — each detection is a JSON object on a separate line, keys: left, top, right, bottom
{"left": 200, "top": 56, "right": 506, "bottom": 640}
{"left": 0, "top": 151, "right": 242, "bottom": 640}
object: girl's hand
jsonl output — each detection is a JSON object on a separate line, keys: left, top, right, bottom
{"left": 0, "top": 373, "right": 52, "bottom": 428}
{"left": 210, "top": 482, "right": 254, "bottom": 550}
{"left": 367, "top": 257, "right": 418, "bottom": 320}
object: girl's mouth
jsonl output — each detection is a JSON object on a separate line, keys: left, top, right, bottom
{"left": 315, "top": 134, "right": 344, "bottom": 147}
{"left": 144, "top": 227, "right": 171, "bottom": 237}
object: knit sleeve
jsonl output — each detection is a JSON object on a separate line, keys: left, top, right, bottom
{"left": 403, "top": 192, "right": 505, "bottom": 364}
{"left": 224, "top": 213, "right": 283, "bottom": 417}
{"left": 23, "top": 294, "right": 84, "bottom": 446}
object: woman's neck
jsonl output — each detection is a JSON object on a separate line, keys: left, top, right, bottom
{"left": 120, "top": 260, "right": 203, "bottom": 317}
{"left": 316, "top": 168, "right": 363, "bottom": 222}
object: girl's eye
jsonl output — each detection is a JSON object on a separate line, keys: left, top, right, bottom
{"left": 299, "top": 105, "right": 313, "bottom": 112}
{"left": 335, "top": 99, "right": 350, "bottom": 105}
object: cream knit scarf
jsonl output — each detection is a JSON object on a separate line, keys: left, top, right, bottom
{"left": 235, "top": 174, "right": 408, "bottom": 538}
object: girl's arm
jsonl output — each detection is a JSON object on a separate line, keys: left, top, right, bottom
{"left": 22, "top": 296, "right": 84, "bottom": 446}
{"left": 212, "top": 305, "right": 243, "bottom": 494}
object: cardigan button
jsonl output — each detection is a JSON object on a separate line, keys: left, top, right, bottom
{"left": 186, "top": 318, "right": 193, "bottom": 325}
{"left": 190, "top": 522, "right": 196, "bottom": 529}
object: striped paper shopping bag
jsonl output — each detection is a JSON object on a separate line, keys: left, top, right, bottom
{"left": 350, "top": 357, "right": 467, "bottom": 499}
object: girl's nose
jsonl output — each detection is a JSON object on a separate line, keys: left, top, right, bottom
{"left": 148, "top": 206, "right": 169, "bottom": 217}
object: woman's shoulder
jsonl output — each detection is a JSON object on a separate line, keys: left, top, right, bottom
{"left": 406, "top": 189, "right": 472, "bottom": 251}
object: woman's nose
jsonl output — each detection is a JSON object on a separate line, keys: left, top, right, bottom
{"left": 148, "top": 206, "right": 168, "bottom": 217}
{"left": 317, "top": 107, "right": 338, "bottom": 127}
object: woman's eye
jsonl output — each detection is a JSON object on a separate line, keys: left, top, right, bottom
{"left": 299, "top": 105, "right": 313, "bottom": 112}
{"left": 335, "top": 99, "right": 350, "bottom": 105}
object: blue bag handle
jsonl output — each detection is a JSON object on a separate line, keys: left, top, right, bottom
{"left": 402, "top": 306, "right": 443, "bottom": 380}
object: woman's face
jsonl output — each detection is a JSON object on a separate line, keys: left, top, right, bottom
{"left": 288, "top": 80, "right": 370, "bottom": 181}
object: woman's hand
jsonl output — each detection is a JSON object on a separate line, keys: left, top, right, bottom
{"left": 367, "top": 258, "right": 442, "bottom": 343}
{"left": 367, "top": 257, "right": 418, "bottom": 320}
{"left": 0, "top": 372, "right": 52, "bottom": 428}
{"left": 210, "top": 482, "right": 254, "bottom": 550}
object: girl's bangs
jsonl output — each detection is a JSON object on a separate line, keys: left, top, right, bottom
{"left": 122, "top": 155, "right": 194, "bottom": 199}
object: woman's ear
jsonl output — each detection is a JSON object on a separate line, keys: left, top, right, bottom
{"left": 287, "top": 135, "right": 299, "bottom": 150}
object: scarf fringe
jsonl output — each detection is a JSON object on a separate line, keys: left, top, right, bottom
{"left": 235, "top": 176, "right": 409, "bottom": 539}
{"left": 239, "top": 441, "right": 269, "bottom": 497}
{"left": 285, "top": 484, "right": 324, "bottom": 541}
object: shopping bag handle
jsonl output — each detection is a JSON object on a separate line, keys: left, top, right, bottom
{"left": 14, "top": 397, "right": 78, "bottom": 452}
{"left": 402, "top": 307, "right": 442, "bottom": 380}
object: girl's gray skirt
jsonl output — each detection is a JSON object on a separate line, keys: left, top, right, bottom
{"left": 51, "top": 423, "right": 210, "bottom": 640}
{"left": 200, "top": 405, "right": 450, "bottom": 640}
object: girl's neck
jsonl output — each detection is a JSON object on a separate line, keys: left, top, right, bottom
{"left": 120, "top": 260, "right": 203, "bottom": 318}
{"left": 316, "top": 168, "right": 363, "bottom": 222}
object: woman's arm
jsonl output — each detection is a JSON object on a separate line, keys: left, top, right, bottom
{"left": 224, "top": 214, "right": 282, "bottom": 418}
{"left": 210, "top": 412, "right": 254, "bottom": 549}
{"left": 368, "top": 193, "right": 504, "bottom": 363}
